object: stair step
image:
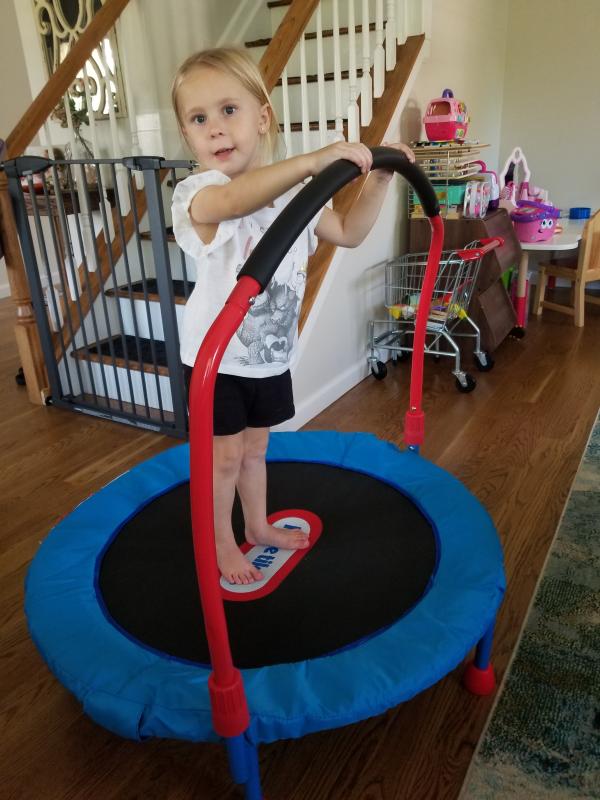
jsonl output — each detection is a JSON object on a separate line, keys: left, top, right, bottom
{"left": 70, "top": 393, "right": 176, "bottom": 424}
{"left": 275, "top": 68, "right": 363, "bottom": 87}
{"left": 105, "top": 278, "right": 191, "bottom": 305}
{"left": 72, "top": 334, "right": 170, "bottom": 376}
{"left": 246, "top": 21, "right": 376, "bottom": 48}
{"left": 267, "top": 0, "right": 291, "bottom": 7}
{"left": 139, "top": 226, "right": 175, "bottom": 242}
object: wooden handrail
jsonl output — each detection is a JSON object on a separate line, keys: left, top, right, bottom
{"left": 258, "top": 0, "right": 320, "bottom": 92}
{"left": 5, "top": 0, "right": 131, "bottom": 159}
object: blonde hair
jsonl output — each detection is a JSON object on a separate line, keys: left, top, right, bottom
{"left": 171, "top": 46, "right": 280, "bottom": 163}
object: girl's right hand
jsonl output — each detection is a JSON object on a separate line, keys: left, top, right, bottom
{"left": 308, "top": 142, "right": 373, "bottom": 176}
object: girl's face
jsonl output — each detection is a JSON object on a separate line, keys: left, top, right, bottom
{"left": 178, "top": 66, "right": 271, "bottom": 178}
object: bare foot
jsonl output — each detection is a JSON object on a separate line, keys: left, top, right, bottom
{"left": 246, "top": 523, "right": 310, "bottom": 551}
{"left": 217, "top": 539, "right": 263, "bottom": 585}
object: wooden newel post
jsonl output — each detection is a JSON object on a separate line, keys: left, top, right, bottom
{"left": 0, "top": 170, "right": 49, "bottom": 404}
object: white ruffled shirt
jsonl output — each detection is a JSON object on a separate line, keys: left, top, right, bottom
{"left": 172, "top": 170, "right": 323, "bottom": 376}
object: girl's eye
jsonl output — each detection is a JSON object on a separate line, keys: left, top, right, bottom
{"left": 224, "top": 105, "right": 236, "bottom": 116}
{"left": 193, "top": 114, "right": 206, "bottom": 125}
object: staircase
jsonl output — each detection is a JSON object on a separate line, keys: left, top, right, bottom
{"left": 1, "top": 0, "right": 430, "bottom": 435}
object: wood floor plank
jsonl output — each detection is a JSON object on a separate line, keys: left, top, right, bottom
{"left": 1, "top": 293, "right": 600, "bottom": 799}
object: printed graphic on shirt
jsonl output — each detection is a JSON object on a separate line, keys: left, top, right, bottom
{"left": 234, "top": 236, "right": 308, "bottom": 367}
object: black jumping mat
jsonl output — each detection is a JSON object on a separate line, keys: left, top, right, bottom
{"left": 99, "top": 461, "right": 437, "bottom": 669}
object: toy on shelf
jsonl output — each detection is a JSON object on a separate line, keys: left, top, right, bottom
{"left": 463, "top": 180, "right": 491, "bottom": 219}
{"left": 411, "top": 142, "right": 487, "bottom": 180}
{"left": 424, "top": 89, "right": 469, "bottom": 142}
{"left": 409, "top": 142, "right": 489, "bottom": 219}
{"left": 510, "top": 200, "right": 561, "bottom": 243}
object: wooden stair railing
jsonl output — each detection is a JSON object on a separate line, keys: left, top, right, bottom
{"left": 299, "top": 33, "right": 425, "bottom": 332}
{"left": 259, "top": 1, "right": 425, "bottom": 332}
{"left": 2, "top": 0, "right": 423, "bottom": 406}
{"left": 259, "top": 0, "right": 321, "bottom": 92}
{"left": 0, "top": 0, "right": 132, "bottom": 403}
{"left": 1, "top": 0, "right": 317, "bottom": 404}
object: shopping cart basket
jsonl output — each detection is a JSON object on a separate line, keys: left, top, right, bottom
{"left": 367, "top": 237, "right": 503, "bottom": 392}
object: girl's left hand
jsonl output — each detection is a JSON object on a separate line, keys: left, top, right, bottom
{"left": 373, "top": 141, "right": 416, "bottom": 182}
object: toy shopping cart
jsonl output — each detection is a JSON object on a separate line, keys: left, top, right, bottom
{"left": 367, "top": 237, "right": 503, "bottom": 392}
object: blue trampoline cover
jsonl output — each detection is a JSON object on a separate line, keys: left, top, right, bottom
{"left": 25, "top": 431, "right": 505, "bottom": 744}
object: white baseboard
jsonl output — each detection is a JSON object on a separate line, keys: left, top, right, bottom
{"left": 274, "top": 358, "right": 370, "bottom": 432}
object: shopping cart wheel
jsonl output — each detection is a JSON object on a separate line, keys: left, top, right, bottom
{"left": 392, "top": 350, "right": 410, "bottom": 363}
{"left": 371, "top": 361, "right": 388, "bottom": 380}
{"left": 474, "top": 351, "right": 495, "bottom": 372}
{"left": 455, "top": 373, "right": 476, "bottom": 393}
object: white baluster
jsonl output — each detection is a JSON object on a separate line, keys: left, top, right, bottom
{"left": 299, "top": 34, "right": 310, "bottom": 154}
{"left": 316, "top": 4, "right": 328, "bottom": 148}
{"left": 396, "top": 0, "right": 407, "bottom": 44}
{"left": 62, "top": 93, "right": 78, "bottom": 158}
{"left": 95, "top": 43, "right": 130, "bottom": 217}
{"left": 361, "top": 0, "right": 372, "bottom": 126}
{"left": 332, "top": 0, "right": 344, "bottom": 138}
{"left": 281, "top": 66, "right": 293, "bottom": 157}
{"left": 386, "top": 0, "right": 397, "bottom": 70}
{"left": 347, "top": 0, "right": 360, "bottom": 142}
{"left": 373, "top": 0, "right": 385, "bottom": 97}
{"left": 42, "top": 122, "right": 56, "bottom": 159}
{"left": 95, "top": 44, "right": 121, "bottom": 161}
{"left": 62, "top": 92, "right": 97, "bottom": 277}
{"left": 82, "top": 61, "right": 100, "bottom": 159}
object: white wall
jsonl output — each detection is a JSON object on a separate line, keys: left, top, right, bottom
{"left": 405, "top": 0, "right": 509, "bottom": 173}
{"left": 284, "top": 0, "right": 510, "bottom": 430}
{"left": 1, "top": 0, "right": 34, "bottom": 298}
{"left": 500, "top": 0, "right": 600, "bottom": 212}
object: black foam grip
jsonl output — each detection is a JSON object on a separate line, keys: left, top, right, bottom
{"left": 238, "top": 146, "right": 439, "bottom": 291}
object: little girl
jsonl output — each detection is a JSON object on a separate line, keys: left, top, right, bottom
{"left": 171, "top": 47, "right": 414, "bottom": 585}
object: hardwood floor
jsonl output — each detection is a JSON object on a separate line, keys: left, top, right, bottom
{"left": 2, "top": 294, "right": 600, "bottom": 800}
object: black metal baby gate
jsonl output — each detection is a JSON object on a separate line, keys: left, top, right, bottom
{"left": 3, "top": 156, "right": 199, "bottom": 438}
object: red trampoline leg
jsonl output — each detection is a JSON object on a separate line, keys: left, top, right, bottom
{"left": 463, "top": 616, "right": 497, "bottom": 696}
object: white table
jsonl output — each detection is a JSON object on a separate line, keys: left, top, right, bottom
{"left": 514, "top": 219, "right": 585, "bottom": 328}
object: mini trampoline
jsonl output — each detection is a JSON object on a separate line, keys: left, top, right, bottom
{"left": 25, "top": 149, "right": 505, "bottom": 800}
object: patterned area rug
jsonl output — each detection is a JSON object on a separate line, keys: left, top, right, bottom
{"left": 462, "top": 411, "right": 600, "bottom": 800}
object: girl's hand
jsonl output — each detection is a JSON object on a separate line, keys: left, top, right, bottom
{"left": 308, "top": 142, "right": 373, "bottom": 176}
{"left": 372, "top": 141, "right": 416, "bottom": 182}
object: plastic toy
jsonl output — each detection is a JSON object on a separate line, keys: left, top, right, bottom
{"left": 463, "top": 180, "right": 490, "bottom": 219}
{"left": 510, "top": 200, "right": 561, "bottom": 243}
{"left": 498, "top": 147, "right": 548, "bottom": 211}
{"left": 569, "top": 207, "right": 591, "bottom": 219}
{"left": 424, "top": 89, "right": 469, "bottom": 142}
{"left": 473, "top": 161, "right": 499, "bottom": 209}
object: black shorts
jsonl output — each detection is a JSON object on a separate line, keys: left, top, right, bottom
{"left": 183, "top": 366, "right": 295, "bottom": 436}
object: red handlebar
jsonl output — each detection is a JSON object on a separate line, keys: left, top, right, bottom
{"left": 456, "top": 236, "right": 504, "bottom": 262}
